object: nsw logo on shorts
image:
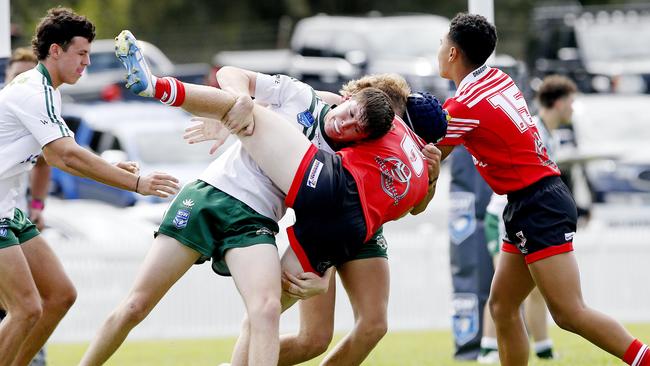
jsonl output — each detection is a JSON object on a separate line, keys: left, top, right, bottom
{"left": 172, "top": 209, "right": 190, "bottom": 229}
{"left": 307, "top": 159, "right": 324, "bottom": 188}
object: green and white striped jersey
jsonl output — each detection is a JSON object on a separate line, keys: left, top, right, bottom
{"left": 199, "top": 73, "right": 333, "bottom": 221}
{"left": 0, "top": 64, "right": 73, "bottom": 219}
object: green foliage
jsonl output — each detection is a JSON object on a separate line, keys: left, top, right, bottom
{"left": 49, "top": 324, "right": 650, "bottom": 365}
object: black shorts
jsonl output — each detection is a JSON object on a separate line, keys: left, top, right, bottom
{"left": 286, "top": 145, "right": 367, "bottom": 275}
{"left": 502, "top": 176, "right": 577, "bottom": 264}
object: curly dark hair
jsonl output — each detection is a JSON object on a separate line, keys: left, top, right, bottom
{"left": 352, "top": 87, "right": 395, "bottom": 141}
{"left": 448, "top": 13, "right": 497, "bottom": 68}
{"left": 537, "top": 75, "right": 577, "bottom": 109}
{"left": 31, "top": 7, "right": 95, "bottom": 61}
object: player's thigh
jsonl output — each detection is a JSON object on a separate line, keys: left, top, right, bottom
{"left": 490, "top": 252, "right": 535, "bottom": 310}
{"left": 338, "top": 257, "right": 389, "bottom": 320}
{"left": 127, "top": 234, "right": 201, "bottom": 304}
{"left": 0, "top": 244, "right": 39, "bottom": 308}
{"left": 227, "top": 243, "right": 281, "bottom": 304}
{"left": 20, "top": 235, "right": 74, "bottom": 300}
{"left": 243, "top": 105, "right": 312, "bottom": 193}
{"left": 528, "top": 251, "right": 585, "bottom": 313}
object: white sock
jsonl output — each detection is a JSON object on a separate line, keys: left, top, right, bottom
{"left": 481, "top": 337, "right": 499, "bottom": 350}
{"left": 534, "top": 339, "right": 554, "bottom": 353}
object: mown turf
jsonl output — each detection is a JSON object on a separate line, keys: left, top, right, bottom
{"left": 49, "top": 323, "right": 650, "bottom": 365}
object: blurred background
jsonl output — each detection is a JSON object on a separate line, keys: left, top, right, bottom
{"left": 2, "top": 0, "right": 650, "bottom": 363}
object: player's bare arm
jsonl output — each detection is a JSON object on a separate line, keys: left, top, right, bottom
{"left": 216, "top": 66, "right": 258, "bottom": 135}
{"left": 42, "top": 137, "right": 179, "bottom": 197}
{"left": 411, "top": 143, "right": 442, "bottom": 215}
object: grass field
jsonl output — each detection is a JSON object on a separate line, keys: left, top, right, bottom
{"left": 48, "top": 323, "right": 650, "bottom": 365}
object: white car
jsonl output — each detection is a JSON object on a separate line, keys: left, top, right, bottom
{"left": 54, "top": 101, "right": 233, "bottom": 206}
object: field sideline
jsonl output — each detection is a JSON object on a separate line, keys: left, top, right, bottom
{"left": 49, "top": 323, "right": 650, "bottom": 365}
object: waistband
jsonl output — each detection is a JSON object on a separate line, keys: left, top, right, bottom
{"left": 507, "top": 175, "right": 563, "bottom": 202}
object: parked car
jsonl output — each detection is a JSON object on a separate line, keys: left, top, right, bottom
{"left": 52, "top": 101, "right": 232, "bottom": 206}
{"left": 291, "top": 13, "right": 451, "bottom": 95}
{"left": 60, "top": 38, "right": 210, "bottom": 102}
{"left": 212, "top": 13, "right": 451, "bottom": 96}
{"left": 571, "top": 94, "right": 650, "bottom": 204}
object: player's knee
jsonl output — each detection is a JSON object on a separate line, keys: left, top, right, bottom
{"left": 488, "top": 296, "right": 513, "bottom": 323}
{"left": 248, "top": 296, "right": 281, "bottom": 325}
{"left": 121, "top": 296, "right": 154, "bottom": 325}
{"left": 547, "top": 305, "right": 579, "bottom": 332}
{"left": 356, "top": 317, "right": 388, "bottom": 344}
{"left": 10, "top": 295, "right": 43, "bottom": 327}
{"left": 301, "top": 328, "right": 333, "bottom": 356}
{"left": 43, "top": 284, "right": 77, "bottom": 315}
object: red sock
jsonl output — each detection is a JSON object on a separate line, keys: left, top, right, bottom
{"left": 153, "top": 76, "right": 185, "bottom": 107}
{"left": 624, "top": 339, "right": 650, "bottom": 366}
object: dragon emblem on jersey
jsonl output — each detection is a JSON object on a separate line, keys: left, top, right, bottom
{"left": 375, "top": 156, "right": 411, "bottom": 206}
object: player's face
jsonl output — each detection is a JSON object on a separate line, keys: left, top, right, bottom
{"left": 56, "top": 36, "right": 91, "bottom": 86}
{"left": 557, "top": 94, "right": 575, "bottom": 124}
{"left": 324, "top": 99, "right": 370, "bottom": 143}
{"left": 5, "top": 61, "right": 36, "bottom": 82}
{"left": 437, "top": 33, "right": 452, "bottom": 79}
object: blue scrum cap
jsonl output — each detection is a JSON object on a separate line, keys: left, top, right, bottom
{"left": 404, "top": 91, "right": 448, "bottom": 144}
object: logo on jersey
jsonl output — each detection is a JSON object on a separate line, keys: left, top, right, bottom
{"left": 452, "top": 293, "right": 480, "bottom": 346}
{"left": 0, "top": 228, "right": 7, "bottom": 238}
{"left": 565, "top": 232, "right": 575, "bottom": 241}
{"left": 182, "top": 199, "right": 194, "bottom": 207}
{"left": 307, "top": 159, "right": 324, "bottom": 188}
{"left": 256, "top": 227, "right": 275, "bottom": 236}
{"left": 375, "top": 156, "right": 411, "bottom": 206}
{"left": 516, "top": 231, "right": 528, "bottom": 254}
{"left": 19, "top": 154, "right": 40, "bottom": 165}
{"left": 172, "top": 209, "right": 190, "bottom": 229}
{"left": 296, "top": 110, "right": 315, "bottom": 128}
{"left": 449, "top": 192, "right": 477, "bottom": 245}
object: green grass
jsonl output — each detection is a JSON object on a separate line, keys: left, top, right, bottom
{"left": 49, "top": 323, "right": 650, "bottom": 365}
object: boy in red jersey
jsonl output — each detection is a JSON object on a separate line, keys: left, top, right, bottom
{"left": 436, "top": 12, "right": 649, "bottom": 366}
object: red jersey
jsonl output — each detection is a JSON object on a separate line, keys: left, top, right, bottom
{"left": 337, "top": 117, "right": 430, "bottom": 241}
{"left": 438, "top": 66, "right": 559, "bottom": 194}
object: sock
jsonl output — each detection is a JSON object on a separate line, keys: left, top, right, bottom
{"left": 480, "top": 337, "right": 499, "bottom": 354}
{"left": 154, "top": 76, "right": 186, "bottom": 107}
{"left": 534, "top": 339, "right": 555, "bottom": 359}
{"left": 624, "top": 339, "right": 650, "bottom": 366}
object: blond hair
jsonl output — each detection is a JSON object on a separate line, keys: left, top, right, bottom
{"left": 9, "top": 47, "right": 37, "bottom": 66}
{"left": 341, "top": 73, "right": 410, "bottom": 116}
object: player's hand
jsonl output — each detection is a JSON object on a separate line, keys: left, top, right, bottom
{"left": 223, "top": 95, "right": 254, "bottom": 136}
{"left": 281, "top": 267, "right": 334, "bottom": 300}
{"left": 422, "top": 143, "right": 442, "bottom": 186}
{"left": 136, "top": 172, "right": 180, "bottom": 198}
{"left": 115, "top": 161, "right": 140, "bottom": 175}
{"left": 29, "top": 209, "right": 45, "bottom": 231}
{"left": 184, "top": 117, "right": 230, "bottom": 154}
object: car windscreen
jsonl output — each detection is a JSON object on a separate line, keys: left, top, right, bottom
{"left": 135, "top": 130, "right": 223, "bottom": 164}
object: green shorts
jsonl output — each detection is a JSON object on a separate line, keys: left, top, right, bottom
{"left": 337, "top": 226, "right": 388, "bottom": 266}
{"left": 0, "top": 208, "right": 40, "bottom": 249}
{"left": 157, "top": 180, "right": 279, "bottom": 276}
{"left": 485, "top": 212, "right": 501, "bottom": 257}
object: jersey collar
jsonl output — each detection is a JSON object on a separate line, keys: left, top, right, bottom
{"left": 36, "top": 63, "right": 53, "bottom": 87}
{"left": 455, "top": 64, "right": 491, "bottom": 97}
